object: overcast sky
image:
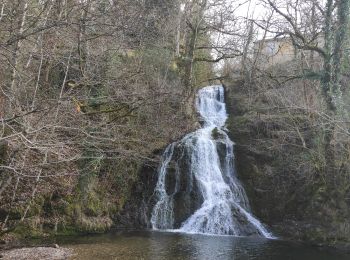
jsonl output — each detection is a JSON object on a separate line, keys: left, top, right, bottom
{"left": 235, "top": 0, "right": 268, "bottom": 20}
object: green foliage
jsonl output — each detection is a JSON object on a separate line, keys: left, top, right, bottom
{"left": 0, "top": 141, "right": 7, "bottom": 164}
{"left": 140, "top": 46, "right": 180, "bottom": 82}
{"left": 303, "top": 70, "right": 323, "bottom": 80}
{"left": 193, "top": 33, "right": 214, "bottom": 87}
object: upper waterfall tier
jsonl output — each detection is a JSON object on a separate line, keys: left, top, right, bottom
{"left": 196, "top": 85, "right": 227, "bottom": 127}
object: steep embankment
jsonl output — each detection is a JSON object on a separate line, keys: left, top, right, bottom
{"left": 225, "top": 80, "right": 350, "bottom": 246}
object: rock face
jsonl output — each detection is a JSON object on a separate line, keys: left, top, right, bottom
{"left": 224, "top": 81, "right": 350, "bottom": 245}
{"left": 116, "top": 133, "right": 207, "bottom": 230}
{"left": 163, "top": 146, "right": 204, "bottom": 228}
{"left": 115, "top": 145, "right": 204, "bottom": 230}
{"left": 113, "top": 161, "right": 159, "bottom": 229}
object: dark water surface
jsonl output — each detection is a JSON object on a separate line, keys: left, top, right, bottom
{"left": 50, "top": 230, "right": 350, "bottom": 260}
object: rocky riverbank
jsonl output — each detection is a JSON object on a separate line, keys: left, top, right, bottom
{"left": 1, "top": 246, "right": 73, "bottom": 260}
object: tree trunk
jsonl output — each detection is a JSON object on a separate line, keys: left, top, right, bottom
{"left": 175, "top": 3, "right": 183, "bottom": 57}
{"left": 321, "top": 0, "right": 350, "bottom": 174}
{"left": 78, "top": 0, "right": 90, "bottom": 77}
{"left": 10, "top": 1, "right": 28, "bottom": 107}
{"left": 331, "top": 0, "right": 350, "bottom": 94}
{"left": 182, "top": 0, "right": 207, "bottom": 117}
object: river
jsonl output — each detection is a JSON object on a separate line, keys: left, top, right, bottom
{"left": 53, "top": 230, "right": 349, "bottom": 260}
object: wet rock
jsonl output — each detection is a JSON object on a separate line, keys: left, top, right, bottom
{"left": 166, "top": 145, "right": 204, "bottom": 227}
{"left": 173, "top": 188, "right": 203, "bottom": 228}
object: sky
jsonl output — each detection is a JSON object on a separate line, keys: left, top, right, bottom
{"left": 235, "top": 0, "right": 269, "bottom": 20}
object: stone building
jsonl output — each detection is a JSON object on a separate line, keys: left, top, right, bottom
{"left": 253, "top": 36, "right": 324, "bottom": 68}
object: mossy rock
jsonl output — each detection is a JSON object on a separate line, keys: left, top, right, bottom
{"left": 211, "top": 127, "right": 226, "bottom": 140}
{"left": 11, "top": 218, "right": 46, "bottom": 238}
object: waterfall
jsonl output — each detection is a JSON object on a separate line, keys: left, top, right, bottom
{"left": 150, "top": 85, "right": 273, "bottom": 238}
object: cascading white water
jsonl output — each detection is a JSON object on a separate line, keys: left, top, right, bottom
{"left": 151, "top": 85, "right": 274, "bottom": 238}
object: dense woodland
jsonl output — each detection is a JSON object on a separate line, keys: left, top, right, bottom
{"left": 1, "top": 0, "right": 350, "bottom": 246}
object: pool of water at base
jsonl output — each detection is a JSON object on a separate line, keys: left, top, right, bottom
{"left": 40, "top": 230, "right": 350, "bottom": 260}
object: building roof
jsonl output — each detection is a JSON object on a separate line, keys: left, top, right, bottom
{"left": 254, "top": 36, "right": 291, "bottom": 44}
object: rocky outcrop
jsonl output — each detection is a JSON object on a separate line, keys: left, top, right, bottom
{"left": 119, "top": 142, "right": 204, "bottom": 229}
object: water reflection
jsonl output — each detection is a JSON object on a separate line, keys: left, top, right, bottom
{"left": 53, "top": 230, "right": 349, "bottom": 260}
